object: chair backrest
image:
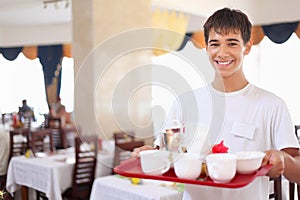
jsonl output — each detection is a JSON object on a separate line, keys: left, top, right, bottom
{"left": 289, "top": 125, "right": 300, "bottom": 200}
{"left": 289, "top": 181, "right": 300, "bottom": 200}
{"left": 72, "top": 135, "right": 98, "bottom": 199}
{"left": 113, "top": 131, "right": 145, "bottom": 168}
{"left": 113, "top": 131, "right": 135, "bottom": 145}
{"left": 269, "top": 176, "right": 282, "bottom": 200}
{"left": 45, "top": 116, "right": 63, "bottom": 149}
{"left": 9, "top": 128, "right": 30, "bottom": 161}
{"left": 21, "top": 116, "right": 32, "bottom": 129}
{"left": 2, "top": 113, "right": 13, "bottom": 125}
{"left": 294, "top": 125, "right": 300, "bottom": 143}
{"left": 31, "top": 129, "right": 54, "bottom": 155}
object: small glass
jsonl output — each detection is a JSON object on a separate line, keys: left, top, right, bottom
{"left": 162, "top": 128, "right": 185, "bottom": 152}
{"left": 160, "top": 121, "right": 186, "bottom": 164}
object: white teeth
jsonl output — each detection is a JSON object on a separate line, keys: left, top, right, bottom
{"left": 218, "top": 61, "right": 231, "bottom": 65}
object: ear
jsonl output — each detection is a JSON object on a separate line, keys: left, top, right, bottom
{"left": 244, "top": 39, "right": 253, "bottom": 55}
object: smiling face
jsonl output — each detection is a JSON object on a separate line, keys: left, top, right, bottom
{"left": 206, "top": 29, "right": 252, "bottom": 82}
{"left": 203, "top": 8, "right": 253, "bottom": 91}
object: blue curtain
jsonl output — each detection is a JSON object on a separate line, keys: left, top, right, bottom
{"left": 177, "top": 33, "right": 193, "bottom": 51}
{"left": 0, "top": 47, "right": 23, "bottom": 61}
{"left": 262, "top": 21, "right": 299, "bottom": 44}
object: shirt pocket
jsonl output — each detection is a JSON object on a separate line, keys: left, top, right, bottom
{"left": 231, "top": 121, "right": 256, "bottom": 140}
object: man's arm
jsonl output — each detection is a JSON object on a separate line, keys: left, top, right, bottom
{"left": 263, "top": 148, "right": 300, "bottom": 184}
{"left": 282, "top": 148, "right": 300, "bottom": 184}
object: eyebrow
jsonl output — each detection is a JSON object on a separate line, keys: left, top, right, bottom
{"left": 208, "top": 39, "right": 218, "bottom": 44}
{"left": 208, "top": 38, "right": 240, "bottom": 44}
{"left": 226, "top": 38, "right": 240, "bottom": 42}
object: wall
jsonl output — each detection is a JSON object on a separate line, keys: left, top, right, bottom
{"left": 72, "top": 0, "right": 154, "bottom": 144}
{"left": 0, "top": 23, "right": 71, "bottom": 47}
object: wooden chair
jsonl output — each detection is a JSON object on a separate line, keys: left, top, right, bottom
{"left": 1, "top": 113, "right": 5, "bottom": 125}
{"left": 0, "top": 174, "right": 13, "bottom": 200}
{"left": 46, "top": 116, "right": 79, "bottom": 149}
{"left": 289, "top": 181, "right": 300, "bottom": 200}
{"left": 20, "top": 115, "right": 32, "bottom": 129}
{"left": 62, "top": 135, "right": 98, "bottom": 200}
{"left": 36, "top": 191, "right": 48, "bottom": 200}
{"left": 45, "top": 116, "right": 63, "bottom": 149}
{"left": 295, "top": 125, "right": 300, "bottom": 136}
{"left": 0, "top": 175, "right": 12, "bottom": 200}
{"left": 6, "top": 129, "right": 30, "bottom": 200}
{"left": 2, "top": 113, "right": 13, "bottom": 125}
{"left": 113, "top": 131, "right": 145, "bottom": 168}
{"left": 289, "top": 125, "right": 300, "bottom": 200}
{"left": 269, "top": 176, "right": 283, "bottom": 200}
{"left": 114, "top": 131, "right": 135, "bottom": 144}
{"left": 9, "top": 128, "right": 31, "bottom": 161}
{"left": 31, "top": 129, "right": 54, "bottom": 155}
{"left": 0, "top": 175, "right": 6, "bottom": 189}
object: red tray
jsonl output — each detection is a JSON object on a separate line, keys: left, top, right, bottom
{"left": 113, "top": 157, "right": 272, "bottom": 188}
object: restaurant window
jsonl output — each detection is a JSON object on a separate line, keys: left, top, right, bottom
{"left": 0, "top": 53, "right": 74, "bottom": 124}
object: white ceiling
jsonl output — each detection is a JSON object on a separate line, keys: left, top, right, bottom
{"left": 1, "top": 0, "right": 300, "bottom": 46}
{"left": 0, "top": 0, "right": 71, "bottom": 27}
{"left": 2, "top": 0, "right": 300, "bottom": 28}
{"left": 153, "top": 0, "right": 300, "bottom": 26}
{"left": 0, "top": 0, "right": 72, "bottom": 46}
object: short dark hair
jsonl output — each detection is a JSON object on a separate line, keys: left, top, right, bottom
{"left": 203, "top": 7, "right": 252, "bottom": 45}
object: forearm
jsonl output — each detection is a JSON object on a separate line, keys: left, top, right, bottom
{"left": 283, "top": 151, "right": 300, "bottom": 184}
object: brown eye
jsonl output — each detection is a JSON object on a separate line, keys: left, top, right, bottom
{"left": 210, "top": 43, "right": 219, "bottom": 47}
{"left": 228, "top": 43, "right": 237, "bottom": 46}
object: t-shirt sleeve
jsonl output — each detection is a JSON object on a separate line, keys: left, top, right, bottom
{"left": 273, "top": 100, "right": 299, "bottom": 150}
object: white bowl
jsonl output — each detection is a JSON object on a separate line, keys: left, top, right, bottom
{"left": 205, "top": 153, "right": 237, "bottom": 183}
{"left": 174, "top": 153, "right": 204, "bottom": 179}
{"left": 235, "top": 151, "right": 265, "bottom": 174}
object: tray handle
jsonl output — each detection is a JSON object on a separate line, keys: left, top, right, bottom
{"left": 256, "top": 164, "right": 273, "bottom": 176}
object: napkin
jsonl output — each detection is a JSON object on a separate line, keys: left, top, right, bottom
{"left": 25, "top": 149, "right": 35, "bottom": 158}
{"left": 212, "top": 140, "right": 228, "bottom": 153}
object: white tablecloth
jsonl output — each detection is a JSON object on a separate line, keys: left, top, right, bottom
{"left": 6, "top": 155, "right": 73, "bottom": 200}
{"left": 90, "top": 175, "right": 183, "bottom": 200}
{"left": 6, "top": 148, "right": 114, "bottom": 200}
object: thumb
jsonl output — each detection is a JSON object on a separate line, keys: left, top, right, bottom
{"left": 261, "top": 151, "right": 271, "bottom": 166}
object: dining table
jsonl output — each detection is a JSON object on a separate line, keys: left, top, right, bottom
{"left": 6, "top": 141, "right": 114, "bottom": 200}
{"left": 90, "top": 175, "right": 184, "bottom": 200}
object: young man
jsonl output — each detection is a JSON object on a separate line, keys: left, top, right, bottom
{"left": 132, "top": 8, "right": 300, "bottom": 199}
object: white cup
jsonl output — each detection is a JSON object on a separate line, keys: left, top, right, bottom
{"left": 139, "top": 150, "right": 170, "bottom": 175}
{"left": 205, "top": 153, "right": 237, "bottom": 183}
{"left": 174, "top": 153, "right": 204, "bottom": 179}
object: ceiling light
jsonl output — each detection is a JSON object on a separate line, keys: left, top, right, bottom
{"left": 43, "top": 0, "right": 69, "bottom": 9}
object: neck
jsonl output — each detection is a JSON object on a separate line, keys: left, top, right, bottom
{"left": 212, "top": 73, "right": 249, "bottom": 92}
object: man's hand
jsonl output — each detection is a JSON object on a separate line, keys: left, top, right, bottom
{"left": 261, "top": 150, "right": 285, "bottom": 177}
{"left": 130, "top": 145, "right": 155, "bottom": 157}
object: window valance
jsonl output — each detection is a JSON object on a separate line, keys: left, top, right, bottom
{"left": 187, "top": 21, "right": 300, "bottom": 50}
{"left": 0, "top": 44, "right": 72, "bottom": 107}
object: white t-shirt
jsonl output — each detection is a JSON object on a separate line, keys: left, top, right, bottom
{"left": 155, "top": 83, "right": 299, "bottom": 200}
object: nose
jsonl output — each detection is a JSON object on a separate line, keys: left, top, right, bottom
{"left": 217, "top": 45, "right": 229, "bottom": 59}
